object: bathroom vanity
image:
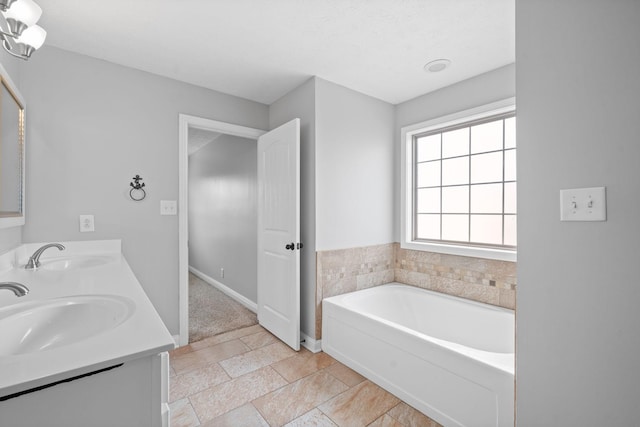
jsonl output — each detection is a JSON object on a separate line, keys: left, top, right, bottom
{"left": 0, "top": 240, "right": 175, "bottom": 427}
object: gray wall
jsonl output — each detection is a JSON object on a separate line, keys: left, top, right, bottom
{"left": 516, "top": 1, "right": 640, "bottom": 425}
{"left": 0, "top": 223, "right": 21, "bottom": 253}
{"left": 188, "top": 134, "right": 257, "bottom": 302}
{"left": 394, "top": 64, "right": 516, "bottom": 242}
{"left": 269, "top": 77, "right": 316, "bottom": 339}
{"left": 0, "top": 54, "right": 24, "bottom": 253}
{"left": 315, "top": 78, "right": 394, "bottom": 250}
{"left": 20, "top": 46, "right": 269, "bottom": 335}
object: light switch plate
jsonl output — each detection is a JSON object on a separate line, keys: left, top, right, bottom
{"left": 160, "top": 200, "right": 177, "bottom": 216}
{"left": 560, "top": 187, "right": 606, "bottom": 221}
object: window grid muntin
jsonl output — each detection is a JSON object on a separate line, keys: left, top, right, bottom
{"left": 412, "top": 112, "right": 516, "bottom": 249}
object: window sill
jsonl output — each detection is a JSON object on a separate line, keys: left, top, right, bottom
{"left": 400, "top": 240, "right": 517, "bottom": 262}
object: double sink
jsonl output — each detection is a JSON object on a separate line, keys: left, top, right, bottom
{"left": 0, "top": 253, "right": 131, "bottom": 357}
{"left": 0, "top": 240, "right": 175, "bottom": 399}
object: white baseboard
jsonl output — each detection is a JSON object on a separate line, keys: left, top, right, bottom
{"left": 189, "top": 266, "right": 258, "bottom": 313}
{"left": 171, "top": 335, "right": 180, "bottom": 348}
{"left": 301, "top": 332, "right": 322, "bottom": 353}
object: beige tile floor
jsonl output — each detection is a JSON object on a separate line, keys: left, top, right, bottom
{"left": 169, "top": 324, "right": 443, "bottom": 427}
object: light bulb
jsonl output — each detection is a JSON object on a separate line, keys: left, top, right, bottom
{"left": 0, "top": 0, "right": 18, "bottom": 12}
{"left": 3, "top": 0, "right": 42, "bottom": 27}
{"left": 16, "top": 24, "right": 45, "bottom": 49}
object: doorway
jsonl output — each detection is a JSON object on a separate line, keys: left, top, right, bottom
{"left": 178, "top": 115, "right": 265, "bottom": 346}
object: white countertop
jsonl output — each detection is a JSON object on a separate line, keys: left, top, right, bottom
{"left": 0, "top": 240, "right": 175, "bottom": 398}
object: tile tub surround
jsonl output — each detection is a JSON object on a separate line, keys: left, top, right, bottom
{"left": 316, "top": 243, "right": 395, "bottom": 337}
{"left": 169, "top": 324, "right": 443, "bottom": 427}
{"left": 394, "top": 244, "right": 517, "bottom": 309}
{"left": 316, "top": 243, "right": 516, "bottom": 338}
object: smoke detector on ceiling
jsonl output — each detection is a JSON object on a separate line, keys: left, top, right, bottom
{"left": 424, "top": 59, "right": 451, "bottom": 73}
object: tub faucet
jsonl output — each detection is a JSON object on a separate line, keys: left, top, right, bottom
{"left": 25, "top": 243, "right": 65, "bottom": 270}
{"left": 0, "top": 282, "right": 29, "bottom": 297}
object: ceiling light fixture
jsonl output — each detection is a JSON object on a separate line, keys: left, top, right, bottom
{"left": 0, "top": 0, "right": 46, "bottom": 60}
{"left": 424, "top": 59, "right": 451, "bottom": 73}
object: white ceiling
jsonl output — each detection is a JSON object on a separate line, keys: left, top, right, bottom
{"left": 35, "top": 0, "right": 514, "bottom": 105}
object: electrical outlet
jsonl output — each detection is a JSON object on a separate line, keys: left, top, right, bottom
{"left": 160, "top": 200, "right": 177, "bottom": 216}
{"left": 220, "top": 268, "right": 224, "bottom": 278}
{"left": 79, "top": 215, "right": 95, "bottom": 232}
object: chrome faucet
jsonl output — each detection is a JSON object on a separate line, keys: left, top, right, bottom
{"left": 0, "top": 282, "right": 29, "bottom": 297}
{"left": 24, "top": 243, "right": 65, "bottom": 270}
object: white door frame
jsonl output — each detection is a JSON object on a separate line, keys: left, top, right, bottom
{"left": 178, "top": 114, "right": 266, "bottom": 346}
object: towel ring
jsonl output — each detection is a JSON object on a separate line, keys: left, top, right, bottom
{"left": 129, "top": 174, "right": 146, "bottom": 201}
{"left": 129, "top": 187, "right": 146, "bottom": 201}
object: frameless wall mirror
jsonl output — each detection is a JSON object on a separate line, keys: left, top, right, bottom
{"left": 0, "top": 62, "right": 25, "bottom": 228}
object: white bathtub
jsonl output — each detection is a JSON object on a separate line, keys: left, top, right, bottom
{"left": 322, "top": 283, "right": 514, "bottom": 427}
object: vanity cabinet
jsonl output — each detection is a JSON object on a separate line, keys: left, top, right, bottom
{"left": 0, "top": 352, "right": 170, "bottom": 427}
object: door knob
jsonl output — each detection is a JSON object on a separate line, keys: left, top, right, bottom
{"left": 285, "top": 243, "right": 295, "bottom": 250}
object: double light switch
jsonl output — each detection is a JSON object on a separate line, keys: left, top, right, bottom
{"left": 560, "top": 187, "right": 606, "bottom": 221}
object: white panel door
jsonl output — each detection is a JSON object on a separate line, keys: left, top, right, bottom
{"left": 257, "top": 118, "right": 300, "bottom": 350}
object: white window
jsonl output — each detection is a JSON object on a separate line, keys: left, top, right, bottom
{"left": 401, "top": 99, "right": 516, "bottom": 261}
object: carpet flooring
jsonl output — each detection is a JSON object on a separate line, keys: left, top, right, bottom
{"left": 189, "top": 272, "right": 258, "bottom": 343}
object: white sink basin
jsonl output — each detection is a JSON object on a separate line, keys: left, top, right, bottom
{"left": 0, "top": 295, "right": 135, "bottom": 356}
{"left": 40, "top": 255, "right": 116, "bottom": 271}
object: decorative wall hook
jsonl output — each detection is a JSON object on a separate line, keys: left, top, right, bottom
{"left": 129, "top": 174, "right": 146, "bottom": 201}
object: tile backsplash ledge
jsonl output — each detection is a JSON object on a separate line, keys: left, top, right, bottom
{"left": 316, "top": 243, "right": 516, "bottom": 338}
